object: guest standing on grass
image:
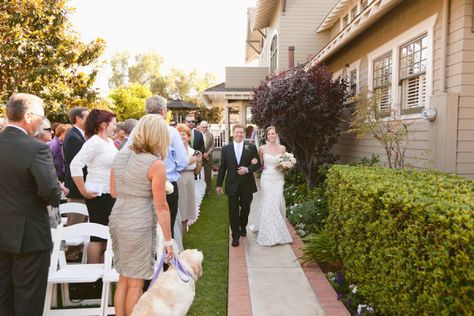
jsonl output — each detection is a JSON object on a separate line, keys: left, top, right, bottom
{"left": 63, "top": 106, "right": 89, "bottom": 231}
{"left": 109, "top": 114, "right": 175, "bottom": 316}
{"left": 199, "top": 121, "right": 214, "bottom": 195}
{"left": 176, "top": 124, "right": 202, "bottom": 234}
{"left": 0, "top": 93, "right": 61, "bottom": 316}
{"left": 70, "top": 109, "right": 118, "bottom": 263}
{"left": 125, "top": 96, "right": 188, "bottom": 238}
{"left": 49, "top": 124, "right": 72, "bottom": 182}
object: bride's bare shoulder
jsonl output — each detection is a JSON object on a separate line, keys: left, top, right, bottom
{"left": 258, "top": 145, "right": 267, "bottom": 153}
{"left": 280, "top": 145, "right": 286, "bottom": 153}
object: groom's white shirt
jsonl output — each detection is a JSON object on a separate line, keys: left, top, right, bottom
{"left": 233, "top": 141, "right": 243, "bottom": 165}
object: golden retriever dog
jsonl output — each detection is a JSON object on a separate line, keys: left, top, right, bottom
{"left": 131, "top": 249, "right": 204, "bottom": 316}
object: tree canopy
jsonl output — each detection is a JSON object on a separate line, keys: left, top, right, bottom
{"left": 251, "top": 64, "right": 348, "bottom": 188}
{"left": 108, "top": 51, "right": 220, "bottom": 121}
{"left": 0, "top": 0, "right": 105, "bottom": 120}
{"left": 109, "top": 83, "right": 151, "bottom": 121}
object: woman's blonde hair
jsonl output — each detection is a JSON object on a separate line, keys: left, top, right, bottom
{"left": 130, "top": 114, "right": 169, "bottom": 159}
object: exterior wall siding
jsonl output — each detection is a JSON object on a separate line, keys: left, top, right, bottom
{"left": 456, "top": 0, "right": 474, "bottom": 179}
{"left": 325, "top": 0, "right": 444, "bottom": 170}
{"left": 323, "top": 0, "right": 474, "bottom": 179}
{"left": 225, "top": 67, "right": 269, "bottom": 89}
{"left": 278, "top": 0, "right": 339, "bottom": 70}
{"left": 257, "top": 0, "right": 338, "bottom": 73}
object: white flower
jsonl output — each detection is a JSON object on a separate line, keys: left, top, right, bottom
{"left": 366, "top": 306, "right": 374, "bottom": 313}
{"left": 327, "top": 272, "right": 336, "bottom": 282}
{"left": 165, "top": 181, "right": 174, "bottom": 195}
{"left": 357, "top": 305, "right": 367, "bottom": 315}
{"left": 350, "top": 285, "right": 358, "bottom": 294}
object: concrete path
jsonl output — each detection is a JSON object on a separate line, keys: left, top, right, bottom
{"left": 245, "top": 192, "right": 325, "bottom": 316}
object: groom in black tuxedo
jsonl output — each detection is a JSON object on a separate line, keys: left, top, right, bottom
{"left": 216, "top": 124, "right": 260, "bottom": 247}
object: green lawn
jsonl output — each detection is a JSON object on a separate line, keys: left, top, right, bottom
{"left": 184, "top": 178, "right": 229, "bottom": 315}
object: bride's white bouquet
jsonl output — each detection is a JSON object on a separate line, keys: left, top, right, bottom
{"left": 277, "top": 152, "right": 296, "bottom": 171}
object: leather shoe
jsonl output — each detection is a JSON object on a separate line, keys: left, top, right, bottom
{"left": 231, "top": 239, "right": 239, "bottom": 247}
{"left": 240, "top": 228, "right": 247, "bottom": 237}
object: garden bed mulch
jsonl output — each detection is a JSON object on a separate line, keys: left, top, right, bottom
{"left": 286, "top": 220, "right": 350, "bottom": 316}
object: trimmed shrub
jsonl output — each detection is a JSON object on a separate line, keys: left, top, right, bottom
{"left": 287, "top": 196, "right": 328, "bottom": 237}
{"left": 326, "top": 165, "right": 474, "bottom": 315}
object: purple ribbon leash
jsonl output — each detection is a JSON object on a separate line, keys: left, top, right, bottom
{"left": 148, "top": 254, "right": 192, "bottom": 289}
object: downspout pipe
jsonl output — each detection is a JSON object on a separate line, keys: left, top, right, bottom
{"left": 440, "top": 0, "right": 449, "bottom": 93}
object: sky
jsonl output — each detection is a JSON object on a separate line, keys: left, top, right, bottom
{"left": 69, "top": 0, "right": 257, "bottom": 95}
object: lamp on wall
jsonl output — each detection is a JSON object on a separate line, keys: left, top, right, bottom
{"left": 422, "top": 107, "right": 437, "bottom": 122}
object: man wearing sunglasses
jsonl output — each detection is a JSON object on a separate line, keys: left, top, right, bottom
{"left": 185, "top": 115, "right": 205, "bottom": 155}
{"left": 0, "top": 93, "right": 61, "bottom": 316}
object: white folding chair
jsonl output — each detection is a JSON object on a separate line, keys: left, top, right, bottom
{"left": 43, "top": 224, "right": 63, "bottom": 316}
{"left": 102, "top": 224, "right": 166, "bottom": 316}
{"left": 59, "top": 202, "right": 90, "bottom": 263}
{"left": 45, "top": 223, "right": 110, "bottom": 316}
{"left": 59, "top": 202, "right": 89, "bottom": 225}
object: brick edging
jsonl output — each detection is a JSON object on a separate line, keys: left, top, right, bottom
{"left": 286, "top": 220, "right": 350, "bottom": 316}
{"left": 227, "top": 236, "right": 252, "bottom": 316}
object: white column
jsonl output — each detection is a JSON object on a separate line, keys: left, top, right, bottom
{"left": 240, "top": 102, "right": 247, "bottom": 125}
{"left": 224, "top": 101, "right": 230, "bottom": 145}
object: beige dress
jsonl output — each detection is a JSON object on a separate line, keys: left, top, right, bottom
{"left": 109, "top": 148, "right": 158, "bottom": 279}
{"left": 177, "top": 146, "right": 196, "bottom": 222}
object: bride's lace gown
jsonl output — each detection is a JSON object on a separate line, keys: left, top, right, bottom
{"left": 254, "top": 153, "right": 292, "bottom": 246}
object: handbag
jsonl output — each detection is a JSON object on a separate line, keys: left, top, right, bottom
{"left": 48, "top": 205, "right": 62, "bottom": 228}
{"left": 194, "top": 162, "right": 203, "bottom": 175}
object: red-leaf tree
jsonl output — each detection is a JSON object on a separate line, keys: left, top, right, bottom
{"left": 251, "top": 64, "right": 348, "bottom": 188}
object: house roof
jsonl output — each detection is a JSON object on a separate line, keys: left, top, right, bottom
{"left": 166, "top": 99, "right": 198, "bottom": 110}
{"left": 306, "top": 0, "right": 403, "bottom": 67}
{"left": 249, "top": 0, "right": 279, "bottom": 31}
{"left": 317, "top": 0, "right": 355, "bottom": 33}
{"left": 203, "top": 83, "right": 253, "bottom": 93}
{"left": 246, "top": 8, "right": 264, "bottom": 64}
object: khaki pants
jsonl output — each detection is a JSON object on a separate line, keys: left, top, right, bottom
{"left": 203, "top": 160, "right": 212, "bottom": 193}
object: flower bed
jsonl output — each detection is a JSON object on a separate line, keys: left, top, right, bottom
{"left": 326, "top": 165, "right": 474, "bottom": 315}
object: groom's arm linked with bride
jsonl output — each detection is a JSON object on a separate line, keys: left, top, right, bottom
{"left": 215, "top": 136, "right": 261, "bottom": 247}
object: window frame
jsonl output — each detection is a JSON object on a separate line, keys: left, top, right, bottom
{"left": 270, "top": 34, "right": 278, "bottom": 74}
{"left": 367, "top": 15, "right": 437, "bottom": 118}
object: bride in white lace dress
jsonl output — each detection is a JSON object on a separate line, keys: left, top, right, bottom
{"left": 252, "top": 126, "right": 292, "bottom": 246}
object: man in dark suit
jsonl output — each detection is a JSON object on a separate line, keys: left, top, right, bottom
{"left": 62, "top": 107, "right": 89, "bottom": 260}
{"left": 185, "top": 115, "right": 205, "bottom": 154}
{"left": 63, "top": 107, "right": 88, "bottom": 202}
{"left": 216, "top": 124, "right": 260, "bottom": 247}
{"left": 0, "top": 93, "right": 62, "bottom": 316}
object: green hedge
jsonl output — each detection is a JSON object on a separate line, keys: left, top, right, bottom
{"left": 326, "top": 165, "right": 474, "bottom": 315}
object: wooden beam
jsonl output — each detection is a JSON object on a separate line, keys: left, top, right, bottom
{"left": 472, "top": 0, "right": 474, "bottom": 32}
{"left": 247, "top": 40, "right": 261, "bottom": 54}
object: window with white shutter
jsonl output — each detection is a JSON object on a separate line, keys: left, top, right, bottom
{"left": 400, "top": 34, "right": 427, "bottom": 114}
{"left": 373, "top": 53, "right": 392, "bottom": 111}
{"left": 270, "top": 35, "right": 278, "bottom": 74}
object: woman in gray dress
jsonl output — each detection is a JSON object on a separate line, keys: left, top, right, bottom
{"left": 109, "top": 114, "right": 175, "bottom": 316}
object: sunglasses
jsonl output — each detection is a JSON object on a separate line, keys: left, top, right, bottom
{"left": 186, "top": 120, "right": 196, "bottom": 124}
{"left": 170, "top": 123, "right": 177, "bottom": 127}
{"left": 43, "top": 127, "right": 52, "bottom": 132}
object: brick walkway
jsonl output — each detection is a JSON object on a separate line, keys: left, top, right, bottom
{"left": 227, "top": 192, "right": 349, "bottom": 316}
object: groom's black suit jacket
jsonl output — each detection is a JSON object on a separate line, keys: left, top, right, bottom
{"left": 216, "top": 141, "right": 260, "bottom": 196}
